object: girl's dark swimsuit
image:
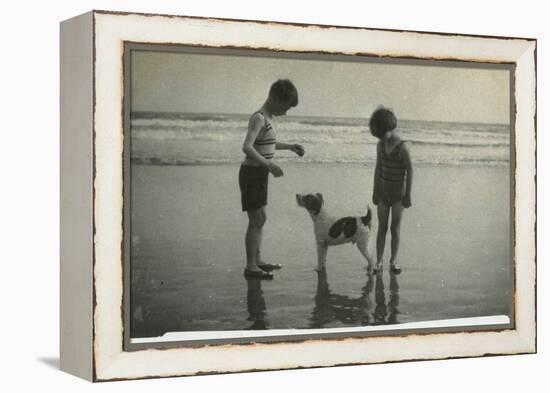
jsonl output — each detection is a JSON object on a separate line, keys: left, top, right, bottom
{"left": 378, "top": 141, "right": 407, "bottom": 206}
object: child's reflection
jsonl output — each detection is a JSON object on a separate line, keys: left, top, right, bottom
{"left": 246, "top": 278, "right": 268, "bottom": 329}
{"left": 373, "top": 273, "right": 400, "bottom": 324}
{"left": 387, "top": 272, "right": 400, "bottom": 324}
{"left": 373, "top": 274, "right": 387, "bottom": 324}
{"left": 310, "top": 271, "right": 400, "bottom": 328}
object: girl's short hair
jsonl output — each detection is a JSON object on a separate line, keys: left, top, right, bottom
{"left": 269, "top": 79, "right": 299, "bottom": 107}
{"left": 369, "top": 106, "right": 397, "bottom": 138}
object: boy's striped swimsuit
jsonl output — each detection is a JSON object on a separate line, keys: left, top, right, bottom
{"left": 243, "top": 111, "right": 276, "bottom": 166}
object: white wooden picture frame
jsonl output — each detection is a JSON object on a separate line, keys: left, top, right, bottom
{"left": 60, "top": 10, "right": 536, "bottom": 381}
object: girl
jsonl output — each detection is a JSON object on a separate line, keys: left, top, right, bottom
{"left": 370, "top": 107, "right": 413, "bottom": 274}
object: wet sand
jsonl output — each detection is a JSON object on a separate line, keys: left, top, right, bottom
{"left": 130, "top": 162, "right": 512, "bottom": 338}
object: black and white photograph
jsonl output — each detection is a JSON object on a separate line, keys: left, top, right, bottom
{"left": 4, "top": 0, "right": 545, "bottom": 389}
{"left": 126, "top": 46, "right": 514, "bottom": 345}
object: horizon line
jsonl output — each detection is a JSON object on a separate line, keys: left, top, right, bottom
{"left": 130, "top": 110, "right": 510, "bottom": 126}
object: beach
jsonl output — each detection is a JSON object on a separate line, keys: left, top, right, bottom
{"left": 130, "top": 162, "right": 511, "bottom": 337}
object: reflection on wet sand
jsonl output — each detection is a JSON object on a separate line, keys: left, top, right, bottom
{"left": 310, "top": 271, "right": 400, "bottom": 328}
{"left": 131, "top": 265, "right": 400, "bottom": 337}
{"left": 130, "top": 164, "right": 512, "bottom": 337}
{"left": 246, "top": 278, "right": 268, "bottom": 330}
{"left": 388, "top": 273, "right": 400, "bottom": 324}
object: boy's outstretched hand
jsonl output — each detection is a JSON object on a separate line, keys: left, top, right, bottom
{"left": 403, "top": 194, "right": 412, "bottom": 208}
{"left": 291, "top": 144, "right": 305, "bottom": 157}
{"left": 267, "top": 162, "right": 284, "bottom": 177}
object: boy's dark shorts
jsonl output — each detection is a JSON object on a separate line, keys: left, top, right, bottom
{"left": 239, "top": 165, "right": 269, "bottom": 211}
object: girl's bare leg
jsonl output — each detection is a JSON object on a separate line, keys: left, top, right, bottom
{"left": 245, "top": 207, "right": 266, "bottom": 271}
{"left": 389, "top": 201, "right": 404, "bottom": 271}
{"left": 376, "top": 202, "right": 390, "bottom": 272}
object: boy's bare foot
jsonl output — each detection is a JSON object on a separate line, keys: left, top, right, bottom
{"left": 244, "top": 268, "right": 273, "bottom": 280}
{"left": 372, "top": 263, "right": 383, "bottom": 274}
{"left": 258, "top": 262, "right": 282, "bottom": 272}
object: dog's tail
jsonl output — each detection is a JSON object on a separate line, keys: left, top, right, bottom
{"left": 361, "top": 205, "right": 372, "bottom": 228}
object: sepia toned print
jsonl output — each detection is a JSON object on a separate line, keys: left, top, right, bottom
{"left": 127, "top": 47, "right": 513, "bottom": 344}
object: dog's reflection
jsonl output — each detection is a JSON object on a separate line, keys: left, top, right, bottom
{"left": 246, "top": 278, "right": 269, "bottom": 329}
{"left": 310, "top": 271, "right": 400, "bottom": 328}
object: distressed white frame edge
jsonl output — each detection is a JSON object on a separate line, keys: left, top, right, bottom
{"left": 88, "top": 11, "right": 535, "bottom": 381}
{"left": 60, "top": 11, "right": 94, "bottom": 381}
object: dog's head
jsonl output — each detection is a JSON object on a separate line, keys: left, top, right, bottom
{"left": 296, "top": 193, "right": 324, "bottom": 215}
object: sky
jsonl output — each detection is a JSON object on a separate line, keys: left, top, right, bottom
{"left": 131, "top": 49, "right": 511, "bottom": 124}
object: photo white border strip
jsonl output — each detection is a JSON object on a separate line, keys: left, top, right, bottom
{"left": 131, "top": 315, "right": 511, "bottom": 344}
{"left": 93, "top": 11, "right": 536, "bottom": 380}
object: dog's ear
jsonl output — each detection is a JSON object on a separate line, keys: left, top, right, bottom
{"left": 311, "top": 195, "right": 322, "bottom": 215}
{"left": 316, "top": 193, "right": 324, "bottom": 206}
{"left": 304, "top": 194, "right": 322, "bottom": 215}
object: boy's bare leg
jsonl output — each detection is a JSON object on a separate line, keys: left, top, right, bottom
{"left": 255, "top": 209, "right": 266, "bottom": 264}
{"left": 376, "top": 202, "right": 390, "bottom": 271}
{"left": 389, "top": 202, "right": 404, "bottom": 270}
{"left": 246, "top": 208, "right": 266, "bottom": 271}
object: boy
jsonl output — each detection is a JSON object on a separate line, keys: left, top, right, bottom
{"left": 239, "top": 79, "right": 305, "bottom": 279}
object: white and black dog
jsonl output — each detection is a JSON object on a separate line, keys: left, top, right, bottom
{"left": 296, "top": 193, "right": 375, "bottom": 272}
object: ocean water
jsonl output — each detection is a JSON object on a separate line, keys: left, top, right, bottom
{"left": 130, "top": 112, "right": 510, "bottom": 166}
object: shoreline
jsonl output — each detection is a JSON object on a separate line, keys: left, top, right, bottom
{"left": 130, "top": 158, "right": 511, "bottom": 167}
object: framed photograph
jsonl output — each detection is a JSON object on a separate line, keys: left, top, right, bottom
{"left": 60, "top": 10, "right": 536, "bottom": 381}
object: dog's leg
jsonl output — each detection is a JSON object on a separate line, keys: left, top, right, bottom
{"left": 357, "top": 237, "right": 375, "bottom": 273}
{"left": 316, "top": 242, "right": 328, "bottom": 272}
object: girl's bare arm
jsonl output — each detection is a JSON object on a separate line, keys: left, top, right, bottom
{"left": 373, "top": 142, "right": 381, "bottom": 205}
{"left": 401, "top": 143, "right": 413, "bottom": 208}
